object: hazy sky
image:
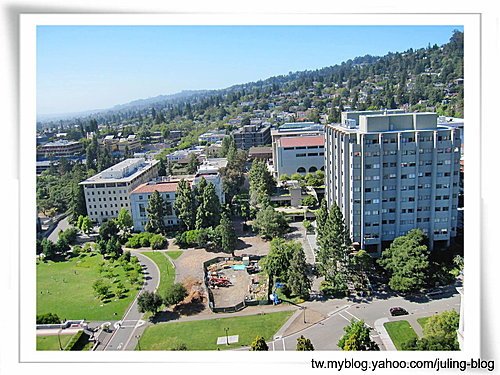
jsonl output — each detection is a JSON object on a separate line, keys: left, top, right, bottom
{"left": 36, "top": 25, "right": 462, "bottom": 115}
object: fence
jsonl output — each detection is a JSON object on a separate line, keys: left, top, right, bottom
{"left": 204, "top": 255, "right": 268, "bottom": 313}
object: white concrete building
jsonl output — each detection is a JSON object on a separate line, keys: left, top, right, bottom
{"left": 80, "top": 158, "right": 159, "bottom": 224}
{"left": 271, "top": 122, "right": 324, "bottom": 176}
{"left": 275, "top": 135, "right": 325, "bottom": 176}
{"left": 325, "top": 111, "right": 461, "bottom": 254}
{"left": 130, "top": 180, "right": 181, "bottom": 231}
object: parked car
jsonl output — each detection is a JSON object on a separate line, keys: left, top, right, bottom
{"left": 389, "top": 307, "right": 409, "bottom": 316}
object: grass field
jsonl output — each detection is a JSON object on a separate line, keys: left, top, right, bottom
{"left": 138, "top": 310, "right": 294, "bottom": 350}
{"left": 417, "top": 317, "right": 430, "bottom": 330}
{"left": 141, "top": 252, "right": 175, "bottom": 297}
{"left": 166, "top": 251, "right": 183, "bottom": 260}
{"left": 36, "top": 334, "right": 73, "bottom": 351}
{"left": 37, "top": 253, "right": 139, "bottom": 321}
{"left": 384, "top": 320, "right": 419, "bottom": 350}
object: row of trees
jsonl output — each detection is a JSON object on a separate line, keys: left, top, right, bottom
{"left": 137, "top": 283, "right": 188, "bottom": 317}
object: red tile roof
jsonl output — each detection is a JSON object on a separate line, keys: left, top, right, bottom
{"left": 132, "top": 181, "right": 180, "bottom": 194}
{"left": 279, "top": 135, "right": 324, "bottom": 148}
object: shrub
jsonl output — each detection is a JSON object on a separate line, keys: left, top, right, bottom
{"left": 150, "top": 234, "right": 168, "bottom": 250}
{"left": 36, "top": 313, "right": 61, "bottom": 324}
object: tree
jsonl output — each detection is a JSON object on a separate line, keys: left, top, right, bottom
{"left": 145, "top": 191, "right": 166, "bottom": 234}
{"left": 41, "top": 238, "right": 56, "bottom": 260}
{"left": 378, "top": 229, "right": 430, "bottom": 293}
{"left": 158, "top": 158, "right": 167, "bottom": 177}
{"left": 186, "top": 153, "right": 200, "bottom": 174}
{"left": 215, "top": 212, "right": 238, "bottom": 255}
{"left": 137, "top": 291, "right": 163, "bottom": 315}
{"left": 252, "top": 206, "right": 289, "bottom": 239}
{"left": 402, "top": 310, "right": 460, "bottom": 351}
{"left": 77, "top": 215, "right": 93, "bottom": 234}
{"left": 316, "top": 202, "right": 352, "bottom": 293}
{"left": 69, "top": 181, "right": 87, "bottom": 223}
{"left": 423, "top": 310, "right": 459, "bottom": 342}
{"left": 296, "top": 335, "right": 314, "bottom": 351}
{"left": 220, "top": 149, "right": 246, "bottom": 203}
{"left": 174, "top": 179, "right": 196, "bottom": 231}
{"left": 287, "top": 245, "right": 311, "bottom": 299}
{"left": 195, "top": 181, "right": 221, "bottom": 229}
{"left": 250, "top": 336, "right": 268, "bottom": 351}
{"left": 262, "top": 238, "right": 299, "bottom": 282}
{"left": 248, "top": 159, "right": 275, "bottom": 207}
{"left": 301, "top": 195, "right": 318, "bottom": 208}
{"left": 99, "top": 220, "right": 119, "bottom": 242}
{"left": 93, "top": 279, "right": 112, "bottom": 301}
{"left": 163, "top": 283, "right": 188, "bottom": 306}
{"left": 338, "top": 320, "right": 379, "bottom": 351}
{"left": 116, "top": 208, "right": 133, "bottom": 236}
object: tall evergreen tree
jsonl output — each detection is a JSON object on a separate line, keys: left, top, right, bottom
{"left": 216, "top": 212, "right": 238, "bottom": 255}
{"left": 316, "top": 202, "right": 352, "bottom": 292}
{"left": 195, "top": 182, "right": 221, "bottom": 229}
{"left": 287, "top": 245, "right": 311, "bottom": 299}
{"left": 248, "top": 159, "right": 275, "bottom": 207}
{"left": 145, "top": 191, "right": 166, "bottom": 234}
{"left": 174, "top": 179, "right": 196, "bottom": 231}
{"left": 69, "top": 181, "right": 87, "bottom": 223}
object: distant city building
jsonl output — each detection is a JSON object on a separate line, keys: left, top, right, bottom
{"left": 325, "top": 111, "right": 461, "bottom": 253}
{"left": 275, "top": 135, "right": 325, "bottom": 176}
{"left": 37, "top": 140, "right": 83, "bottom": 159}
{"left": 80, "top": 158, "right": 159, "bottom": 224}
{"left": 232, "top": 123, "right": 271, "bottom": 150}
{"left": 198, "top": 130, "right": 227, "bottom": 144}
{"left": 271, "top": 122, "right": 324, "bottom": 176}
{"left": 100, "top": 134, "right": 141, "bottom": 154}
{"left": 248, "top": 146, "right": 273, "bottom": 161}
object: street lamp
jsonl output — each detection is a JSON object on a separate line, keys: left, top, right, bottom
{"left": 135, "top": 335, "right": 141, "bottom": 351}
{"left": 224, "top": 327, "right": 229, "bottom": 345}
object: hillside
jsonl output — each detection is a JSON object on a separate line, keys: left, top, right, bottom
{"left": 38, "top": 30, "right": 463, "bottom": 139}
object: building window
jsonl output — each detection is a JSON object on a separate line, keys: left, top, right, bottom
{"left": 297, "top": 167, "right": 306, "bottom": 173}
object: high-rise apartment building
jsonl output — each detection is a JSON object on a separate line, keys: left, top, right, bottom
{"left": 325, "top": 111, "right": 461, "bottom": 254}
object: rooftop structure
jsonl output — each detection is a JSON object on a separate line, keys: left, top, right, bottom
{"left": 275, "top": 135, "right": 325, "bottom": 176}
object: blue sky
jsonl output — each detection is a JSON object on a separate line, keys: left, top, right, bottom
{"left": 37, "top": 25, "right": 463, "bottom": 115}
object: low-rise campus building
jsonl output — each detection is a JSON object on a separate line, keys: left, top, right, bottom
{"left": 80, "top": 158, "right": 159, "bottom": 224}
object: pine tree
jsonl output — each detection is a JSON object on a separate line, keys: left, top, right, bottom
{"left": 250, "top": 336, "right": 268, "bottom": 351}
{"left": 287, "top": 245, "right": 311, "bottom": 299}
{"left": 216, "top": 212, "right": 237, "bottom": 255}
{"left": 249, "top": 159, "right": 275, "bottom": 207}
{"left": 145, "top": 191, "right": 166, "bottom": 234}
{"left": 316, "top": 202, "right": 352, "bottom": 292}
{"left": 174, "top": 179, "right": 196, "bottom": 231}
{"left": 158, "top": 159, "right": 167, "bottom": 177}
{"left": 195, "top": 182, "right": 221, "bottom": 229}
{"left": 338, "top": 320, "right": 379, "bottom": 351}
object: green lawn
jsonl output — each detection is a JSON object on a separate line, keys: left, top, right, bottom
{"left": 141, "top": 252, "right": 175, "bottom": 297}
{"left": 37, "top": 253, "right": 140, "bottom": 321}
{"left": 417, "top": 317, "right": 430, "bottom": 330}
{"left": 166, "top": 251, "right": 183, "bottom": 260}
{"left": 138, "top": 310, "right": 294, "bottom": 350}
{"left": 384, "top": 320, "right": 418, "bottom": 350}
{"left": 36, "top": 334, "right": 74, "bottom": 351}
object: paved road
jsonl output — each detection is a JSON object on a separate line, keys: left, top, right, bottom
{"left": 102, "top": 252, "right": 160, "bottom": 351}
{"left": 269, "top": 286, "right": 460, "bottom": 351}
{"left": 47, "top": 216, "right": 71, "bottom": 242}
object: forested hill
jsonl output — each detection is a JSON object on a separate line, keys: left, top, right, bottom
{"left": 38, "top": 30, "right": 463, "bottom": 132}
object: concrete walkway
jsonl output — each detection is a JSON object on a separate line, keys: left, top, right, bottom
{"left": 374, "top": 317, "right": 397, "bottom": 351}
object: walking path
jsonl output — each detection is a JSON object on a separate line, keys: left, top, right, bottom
{"left": 374, "top": 318, "right": 397, "bottom": 350}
